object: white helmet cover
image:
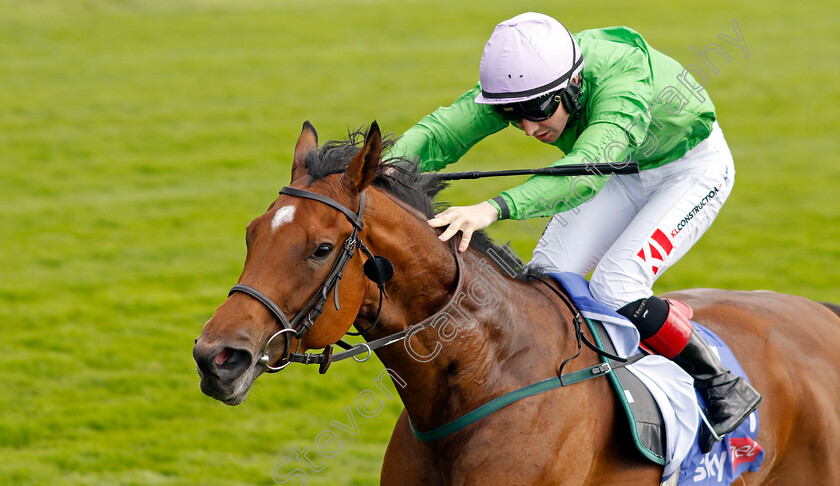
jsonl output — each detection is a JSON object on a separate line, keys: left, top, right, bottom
{"left": 475, "top": 12, "right": 584, "bottom": 104}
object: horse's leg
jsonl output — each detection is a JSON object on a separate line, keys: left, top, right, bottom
{"left": 381, "top": 410, "right": 441, "bottom": 486}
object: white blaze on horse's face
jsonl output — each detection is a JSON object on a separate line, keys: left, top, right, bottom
{"left": 271, "top": 205, "right": 296, "bottom": 232}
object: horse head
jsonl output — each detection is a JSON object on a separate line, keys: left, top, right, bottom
{"left": 193, "top": 121, "right": 387, "bottom": 405}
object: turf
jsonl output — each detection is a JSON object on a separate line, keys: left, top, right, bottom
{"left": 1, "top": 0, "right": 837, "bottom": 484}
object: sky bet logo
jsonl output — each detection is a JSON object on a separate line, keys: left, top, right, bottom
{"left": 692, "top": 436, "right": 763, "bottom": 482}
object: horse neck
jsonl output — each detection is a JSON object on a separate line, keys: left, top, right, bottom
{"left": 359, "top": 191, "right": 580, "bottom": 431}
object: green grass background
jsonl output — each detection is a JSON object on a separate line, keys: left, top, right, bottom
{"left": 1, "top": 0, "right": 837, "bottom": 484}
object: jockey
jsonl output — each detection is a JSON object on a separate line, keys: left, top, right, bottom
{"left": 390, "top": 12, "right": 761, "bottom": 448}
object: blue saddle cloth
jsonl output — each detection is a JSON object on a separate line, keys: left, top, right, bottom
{"left": 550, "top": 272, "right": 764, "bottom": 485}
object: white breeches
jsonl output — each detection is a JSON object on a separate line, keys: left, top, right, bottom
{"left": 531, "top": 122, "right": 735, "bottom": 310}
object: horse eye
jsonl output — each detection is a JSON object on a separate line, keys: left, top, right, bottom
{"left": 312, "top": 243, "right": 333, "bottom": 260}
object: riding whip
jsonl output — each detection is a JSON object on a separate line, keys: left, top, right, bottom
{"left": 435, "top": 161, "right": 639, "bottom": 181}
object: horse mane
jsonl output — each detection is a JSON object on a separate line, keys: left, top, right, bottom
{"left": 304, "top": 127, "right": 530, "bottom": 280}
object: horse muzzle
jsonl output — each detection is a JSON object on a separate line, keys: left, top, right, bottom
{"left": 193, "top": 341, "right": 259, "bottom": 405}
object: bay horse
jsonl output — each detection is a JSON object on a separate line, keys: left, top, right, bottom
{"left": 193, "top": 121, "right": 840, "bottom": 485}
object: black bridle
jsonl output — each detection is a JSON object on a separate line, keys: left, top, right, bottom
{"left": 229, "top": 186, "right": 389, "bottom": 373}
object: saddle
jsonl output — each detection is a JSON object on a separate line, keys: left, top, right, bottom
{"left": 550, "top": 272, "right": 764, "bottom": 485}
{"left": 586, "top": 317, "right": 668, "bottom": 463}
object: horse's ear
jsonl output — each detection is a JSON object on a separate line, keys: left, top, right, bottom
{"left": 292, "top": 121, "right": 318, "bottom": 181}
{"left": 341, "top": 121, "right": 382, "bottom": 194}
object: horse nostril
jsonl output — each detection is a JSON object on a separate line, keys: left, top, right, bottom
{"left": 214, "top": 347, "right": 252, "bottom": 377}
{"left": 215, "top": 348, "right": 234, "bottom": 366}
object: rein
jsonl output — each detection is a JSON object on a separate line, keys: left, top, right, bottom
{"left": 290, "top": 248, "right": 464, "bottom": 370}
{"left": 531, "top": 276, "right": 631, "bottom": 369}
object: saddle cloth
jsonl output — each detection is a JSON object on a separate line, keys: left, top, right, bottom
{"left": 550, "top": 273, "right": 763, "bottom": 484}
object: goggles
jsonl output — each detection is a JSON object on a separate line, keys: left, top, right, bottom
{"left": 492, "top": 91, "right": 563, "bottom": 123}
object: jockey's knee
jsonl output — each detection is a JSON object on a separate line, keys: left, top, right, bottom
{"left": 589, "top": 265, "right": 651, "bottom": 311}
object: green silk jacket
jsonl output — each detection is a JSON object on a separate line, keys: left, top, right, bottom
{"left": 390, "top": 27, "right": 717, "bottom": 220}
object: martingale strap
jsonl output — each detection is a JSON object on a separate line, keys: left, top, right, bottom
{"left": 409, "top": 353, "right": 644, "bottom": 443}
{"left": 408, "top": 276, "right": 646, "bottom": 443}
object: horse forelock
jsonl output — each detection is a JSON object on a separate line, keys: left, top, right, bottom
{"left": 300, "top": 127, "right": 526, "bottom": 278}
{"left": 303, "top": 129, "right": 441, "bottom": 218}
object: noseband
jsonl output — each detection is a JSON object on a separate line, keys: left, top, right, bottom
{"left": 229, "top": 186, "right": 380, "bottom": 372}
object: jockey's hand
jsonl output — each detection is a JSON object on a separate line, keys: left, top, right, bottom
{"left": 428, "top": 201, "right": 500, "bottom": 253}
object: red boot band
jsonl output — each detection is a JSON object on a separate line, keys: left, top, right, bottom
{"left": 641, "top": 300, "right": 693, "bottom": 358}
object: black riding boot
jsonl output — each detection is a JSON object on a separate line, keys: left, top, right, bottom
{"left": 674, "top": 328, "right": 762, "bottom": 452}
{"left": 619, "top": 297, "right": 763, "bottom": 453}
